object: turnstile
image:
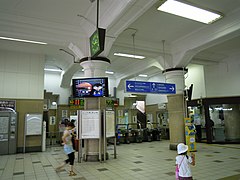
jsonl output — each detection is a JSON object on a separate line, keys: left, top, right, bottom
{"left": 0, "top": 111, "right": 18, "bottom": 155}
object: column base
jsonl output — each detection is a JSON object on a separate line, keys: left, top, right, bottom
{"left": 84, "top": 153, "right": 109, "bottom": 162}
{"left": 85, "top": 154, "right": 99, "bottom": 162}
{"left": 169, "top": 143, "right": 178, "bottom": 151}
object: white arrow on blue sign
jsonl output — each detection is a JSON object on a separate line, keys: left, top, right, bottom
{"left": 125, "top": 80, "right": 176, "bottom": 94}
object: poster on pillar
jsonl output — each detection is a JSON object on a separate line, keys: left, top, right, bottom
{"left": 184, "top": 117, "right": 197, "bottom": 152}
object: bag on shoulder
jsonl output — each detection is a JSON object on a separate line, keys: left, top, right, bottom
{"left": 176, "top": 156, "right": 184, "bottom": 180}
{"left": 175, "top": 165, "right": 179, "bottom": 180}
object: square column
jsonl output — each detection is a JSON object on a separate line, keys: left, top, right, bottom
{"left": 163, "top": 68, "right": 187, "bottom": 150}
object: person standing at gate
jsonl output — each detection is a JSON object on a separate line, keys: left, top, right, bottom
{"left": 193, "top": 115, "right": 202, "bottom": 142}
{"left": 56, "top": 122, "right": 77, "bottom": 176}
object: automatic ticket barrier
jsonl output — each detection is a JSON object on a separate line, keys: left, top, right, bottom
{"left": 116, "top": 124, "right": 130, "bottom": 144}
{"left": 0, "top": 111, "right": 18, "bottom": 155}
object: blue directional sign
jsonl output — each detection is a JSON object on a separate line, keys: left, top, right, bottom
{"left": 126, "top": 80, "right": 176, "bottom": 94}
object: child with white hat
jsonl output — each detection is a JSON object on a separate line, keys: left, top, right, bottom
{"left": 175, "top": 143, "right": 195, "bottom": 180}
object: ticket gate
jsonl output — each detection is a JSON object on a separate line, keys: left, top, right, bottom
{"left": 152, "top": 128, "right": 161, "bottom": 141}
{"left": 129, "top": 129, "right": 143, "bottom": 143}
{"left": 0, "top": 110, "right": 18, "bottom": 155}
{"left": 142, "top": 128, "right": 153, "bottom": 142}
{"left": 116, "top": 124, "right": 130, "bottom": 144}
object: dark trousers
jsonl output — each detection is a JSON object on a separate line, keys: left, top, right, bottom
{"left": 195, "top": 125, "right": 202, "bottom": 142}
{"left": 65, "top": 152, "right": 75, "bottom": 165}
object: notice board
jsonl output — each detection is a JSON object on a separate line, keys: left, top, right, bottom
{"left": 105, "top": 111, "right": 115, "bottom": 138}
{"left": 80, "top": 110, "right": 100, "bottom": 139}
{"left": 25, "top": 114, "right": 43, "bottom": 135}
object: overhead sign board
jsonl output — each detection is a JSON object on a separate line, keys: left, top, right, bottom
{"left": 125, "top": 80, "right": 176, "bottom": 94}
{"left": 89, "top": 28, "right": 106, "bottom": 57}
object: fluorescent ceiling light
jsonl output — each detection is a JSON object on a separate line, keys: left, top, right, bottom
{"left": 44, "top": 68, "right": 62, "bottom": 72}
{"left": 81, "top": 69, "right": 114, "bottom": 74}
{"left": 138, "top": 74, "right": 148, "bottom": 77}
{"left": 114, "top": 53, "right": 145, "bottom": 59}
{"left": 105, "top": 71, "right": 114, "bottom": 74}
{"left": 0, "top": 36, "right": 47, "bottom": 45}
{"left": 157, "top": 0, "right": 223, "bottom": 24}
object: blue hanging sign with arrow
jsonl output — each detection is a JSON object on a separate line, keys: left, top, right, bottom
{"left": 125, "top": 80, "right": 176, "bottom": 94}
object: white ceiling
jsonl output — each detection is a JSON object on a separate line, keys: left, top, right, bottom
{"left": 0, "top": 0, "right": 240, "bottom": 86}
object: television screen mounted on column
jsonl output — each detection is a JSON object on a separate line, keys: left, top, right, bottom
{"left": 72, "top": 77, "right": 109, "bottom": 98}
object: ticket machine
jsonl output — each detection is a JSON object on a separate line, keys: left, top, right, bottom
{"left": 0, "top": 110, "right": 18, "bottom": 155}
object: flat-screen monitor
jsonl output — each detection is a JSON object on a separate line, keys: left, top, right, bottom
{"left": 72, "top": 77, "right": 109, "bottom": 98}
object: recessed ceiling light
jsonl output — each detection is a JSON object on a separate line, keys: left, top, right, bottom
{"left": 138, "top": 74, "right": 148, "bottom": 77}
{"left": 157, "top": 0, "right": 223, "bottom": 24}
{"left": 114, "top": 53, "right": 145, "bottom": 59}
{"left": 105, "top": 71, "right": 114, "bottom": 74}
{"left": 0, "top": 36, "right": 47, "bottom": 45}
{"left": 44, "top": 68, "right": 62, "bottom": 72}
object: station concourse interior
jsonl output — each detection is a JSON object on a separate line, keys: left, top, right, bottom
{"left": 0, "top": 141, "right": 240, "bottom": 180}
{"left": 0, "top": 0, "right": 240, "bottom": 180}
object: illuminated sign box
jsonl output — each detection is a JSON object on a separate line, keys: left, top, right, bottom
{"left": 90, "top": 28, "right": 106, "bottom": 57}
{"left": 69, "top": 97, "right": 84, "bottom": 109}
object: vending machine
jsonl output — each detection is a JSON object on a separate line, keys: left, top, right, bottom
{"left": 0, "top": 110, "right": 18, "bottom": 155}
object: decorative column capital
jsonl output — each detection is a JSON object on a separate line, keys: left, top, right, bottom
{"left": 79, "top": 56, "right": 111, "bottom": 64}
{"left": 162, "top": 67, "right": 188, "bottom": 74}
{"left": 80, "top": 56, "right": 111, "bottom": 77}
{"left": 162, "top": 67, "right": 187, "bottom": 94}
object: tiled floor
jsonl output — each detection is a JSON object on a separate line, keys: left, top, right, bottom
{"left": 0, "top": 140, "right": 240, "bottom": 180}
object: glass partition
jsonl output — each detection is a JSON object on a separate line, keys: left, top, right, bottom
{"left": 188, "top": 97, "right": 240, "bottom": 143}
{"left": 209, "top": 104, "right": 240, "bottom": 142}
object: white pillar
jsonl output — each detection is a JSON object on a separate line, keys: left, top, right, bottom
{"left": 163, "top": 68, "right": 186, "bottom": 94}
{"left": 78, "top": 56, "right": 111, "bottom": 161}
{"left": 80, "top": 57, "right": 111, "bottom": 78}
{"left": 163, "top": 68, "right": 188, "bottom": 150}
{"left": 223, "top": 104, "right": 240, "bottom": 141}
{"left": 42, "top": 121, "right": 46, "bottom": 152}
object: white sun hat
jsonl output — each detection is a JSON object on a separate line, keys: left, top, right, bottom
{"left": 177, "top": 143, "right": 188, "bottom": 154}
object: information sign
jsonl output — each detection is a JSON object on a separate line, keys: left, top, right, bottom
{"left": 185, "top": 117, "right": 197, "bottom": 152}
{"left": 105, "top": 111, "right": 115, "bottom": 138}
{"left": 80, "top": 110, "right": 100, "bottom": 139}
{"left": 25, "top": 114, "right": 43, "bottom": 135}
{"left": 126, "top": 80, "right": 176, "bottom": 94}
{"left": 0, "top": 100, "right": 16, "bottom": 110}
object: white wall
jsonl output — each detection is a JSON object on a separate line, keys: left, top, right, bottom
{"left": 44, "top": 72, "right": 71, "bottom": 104}
{"left": 107, "top": 76, "right": 116, "bottom": 97}
{"left": 204, "top": 56, "right": 240, "bottom": 97}
{"left": 0, "top": 50, "right": 44, "bottom": 99}
{"left": 185, "top": 64, "right": 206, "bottom": 99}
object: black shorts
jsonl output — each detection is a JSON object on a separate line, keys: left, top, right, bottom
{"left": 65, "top": 152, "right": 75, "bottom": 165}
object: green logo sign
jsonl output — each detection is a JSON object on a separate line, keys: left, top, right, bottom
{"left": 90, "top": 30, "right": 100, "bottom": 56}
{"left": 89, "top": 28, "right": 105, "bottom": 57}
